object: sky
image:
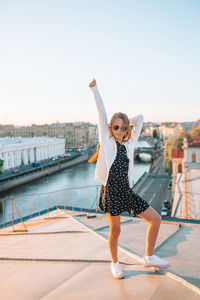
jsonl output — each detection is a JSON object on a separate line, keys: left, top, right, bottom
{"left": 0, "top": 0, "right": 200, "bottom": 126}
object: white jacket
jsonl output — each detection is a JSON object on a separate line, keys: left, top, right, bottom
{"left": 90, "top": 84, "right": 144, "bottom": 187}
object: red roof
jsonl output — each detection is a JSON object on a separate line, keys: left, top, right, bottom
{"left": 172, "top": 148, "right": 184, "bottom": 158}
{"left": 188, "top": 136, "right": 200, "bottom": 148}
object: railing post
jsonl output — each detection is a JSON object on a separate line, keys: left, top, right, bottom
{"left": 20, "top": 194, "right": 22, "bottom": 217}
{"left": 72, "top": 189, "right": 74, "bottom": 211}
{"left": 88, "top": 187, "right": 90, "bottom": 211}
{"left": 81, "top": 188, "right": 82, "bottom": 212}
{"left": 47, "top": 193, "right": 49, "bottom": 216}
{"left": 10, "top": 195, "right": 28, "bottom": 232}
{"left": 29, "top": 195, "right": 31, "bottom": 221}
{"left": 11, "top": 195, "right": 14, "bottom": 231}
{"left": 56, "top": 192, "right": 58, "bottom": 215}
{"left": 38, "top": 194, "right": 40, "bottom": 218}
{"left": 184, "top": 172, "right": 188, "bottom": 219}
{"left": 64, "top": 190, "right": 66, "bottom": 210}
{"left": 2, "top": 198, "right": 5, "bottom": 228}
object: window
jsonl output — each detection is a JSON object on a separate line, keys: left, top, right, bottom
{"left": 178, "top": 164, "right": 182, "bottom": 173}
{"left": 192, "top": 152, "right": 196, "bottom": 163}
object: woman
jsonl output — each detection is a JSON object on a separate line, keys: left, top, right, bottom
{"left": 88, "top": 78, "right": 170, "bottom": 279}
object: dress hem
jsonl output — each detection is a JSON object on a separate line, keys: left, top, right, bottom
{"left": 99, "top": 204, "right": 150, "bottom": 217}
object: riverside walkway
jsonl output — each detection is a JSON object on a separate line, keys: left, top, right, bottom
{"left": 0, "top": 208, "right": 200, "bottom": 300}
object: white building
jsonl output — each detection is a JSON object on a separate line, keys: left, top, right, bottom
{"left": 171, "top": 136, "right": 200, "bottom": 219}
{"left": 0, "top": 137, "right": 65, "bottom": 170}
{"left": 182, "top": 137, "right": 200, "bottom": 172}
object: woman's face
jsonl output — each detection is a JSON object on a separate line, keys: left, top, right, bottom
{"left": 111, "top": 117, "right": 128, "bottom": 143}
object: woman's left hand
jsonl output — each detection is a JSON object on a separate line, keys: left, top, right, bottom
{"left": 89, "top": 79, "right": 96, "bottom": 88}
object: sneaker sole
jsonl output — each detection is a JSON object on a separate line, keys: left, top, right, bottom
{"left": 112, "top": 274, "right": 125, "bottom": 279}
{"left": 143, "top": 263, "right": 171, "bottom": 269}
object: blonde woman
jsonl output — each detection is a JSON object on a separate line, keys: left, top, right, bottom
{"left": 88, "top": 79, "right": 170, "bottom": 279}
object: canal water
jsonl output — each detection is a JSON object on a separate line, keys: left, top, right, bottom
{"left": 0, "top": 155, "right": 151, "bottom": 227}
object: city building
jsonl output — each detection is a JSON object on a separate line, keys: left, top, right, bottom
{"left": 0, "top": 122, "right": 98, "bottom": 148}
{"left": 0, "top": 137, "right": 65, "bottom": 170}
{"left": 158, "top": 123, "right": 184, "bottom": 141}
{"left": 171, "top": 136, "right": 200, "bottom": 219}
{"left": 142, "top": 122, "right": 184, "bottom": 140}
{"left": 182, "top": 120, "right": 200, "bottom": 131}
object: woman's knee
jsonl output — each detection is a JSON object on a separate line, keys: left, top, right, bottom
{"left": 151, "top": 213, "right": 162, "bottom": 226}
{"left": 139, "top": 206, "right": 162, "bottom": 226}
{"left": 110, "top": 226, "right": 121, "bottom": 239}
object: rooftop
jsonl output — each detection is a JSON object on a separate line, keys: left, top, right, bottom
{"left": 188, "top": 136, "right": 200, "bottom": 148}
{"left": 172, "top": 148, "right": 184, "bottom": 158}
{"left": 0, "top": 208, "right": 200, "bottom": 299}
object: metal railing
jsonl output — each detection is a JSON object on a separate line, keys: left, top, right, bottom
{"left": 1, "top": 184, "right": 200, "bottom": 231}
{"left": 0, "top": 184, "right": 101, "bottom": 230}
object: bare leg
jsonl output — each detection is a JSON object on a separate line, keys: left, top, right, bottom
{"left": 106, "top": 213, "right": 121, "bottom": 263}
{"left": 138, "top": 206, "right": 162, "bottom": 256}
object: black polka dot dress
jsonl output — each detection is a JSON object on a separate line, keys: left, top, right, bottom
{"left": 99, "top": 141, "right": 150, "bottom": 217}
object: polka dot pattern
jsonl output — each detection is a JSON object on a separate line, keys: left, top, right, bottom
{"left": 99, "top": 141, "right": 150, "bottom": 217}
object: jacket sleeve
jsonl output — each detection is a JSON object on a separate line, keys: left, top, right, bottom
{"left": 129, "top": 114, "right": 144, "bottom": 145}
{"left": 90, "top": 84, "right": 109, "bottom": 143}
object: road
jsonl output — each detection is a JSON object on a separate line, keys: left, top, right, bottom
{"left": 136, "top": 153, "right": 172, "bottom": 214}
{"left": 0, "top": 152, "right": 80, "bottom": 180}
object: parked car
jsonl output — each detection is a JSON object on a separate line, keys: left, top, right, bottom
{"left": 163, "top": 200, "right": 171, "bottom": 209}
{"left": 161, "top": 207, "right": 168, "bottom": 217}
{"left": 32, "top": 162, "right": 40, "bottom": 167}
{"left": 52, "top": 157, "right": 58, "bottom": 161}
{"left": 12, "top": 169, "right": 18, "bottom": 173}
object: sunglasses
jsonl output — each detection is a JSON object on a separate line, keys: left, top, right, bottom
{"left": 112, "top": 125, "right": 128, "bottom": 132}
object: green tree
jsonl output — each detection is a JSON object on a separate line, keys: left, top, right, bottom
{"left": 164, "top": 136, "right": 176, "bottom": 175}
{"left": 172, "top": 131, "right": 191, "bottom": 151}
{"left": 0, "top": 159, "right": 4, "bottom": 174}
{"left": 190, "top": 126, "right": 200, "bottom": 137}
{"left": 153, "top": 129, "right": 157, "bottom": 138}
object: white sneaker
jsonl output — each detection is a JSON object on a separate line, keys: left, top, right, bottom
{"left": 142, "top": 255, "right": 171, "bottom": 269}
{"left": 111, "top": 261, "right": 125, "bottom": 279}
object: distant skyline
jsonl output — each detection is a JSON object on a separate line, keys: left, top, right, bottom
{"left": 0, "top": 119, "right": 198, "bottom": 127}
{"left": 0, "top": 0, "right": 200, "bottom": 126}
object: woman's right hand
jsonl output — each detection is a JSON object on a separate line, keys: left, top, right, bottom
{"left": 89, "top": 78, "right": 96, "bottom": 88}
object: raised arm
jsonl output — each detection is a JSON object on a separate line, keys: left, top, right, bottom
{"left": 129, "top": 114, "right": 144, "bottom": 145}
{"left": 89, "top": 79, "right": 109, "bottom": 143}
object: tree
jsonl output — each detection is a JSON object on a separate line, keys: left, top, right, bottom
{"left": 190, "top": 126, "right": 200, "bottom": 137}
{"left": 163, "top": 136, "right": 175, "bottom": 175}
{"left": 0, "top": 159, "right": 4, "bottom": 174}
{"left": 153, "top": 129, "right": 158, "bottom": 138}
{"left": 172, "top": 131, "right": 191, "bottom": 151}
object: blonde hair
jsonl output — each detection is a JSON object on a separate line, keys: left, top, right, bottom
{"left": 88, "top": 112, "right": 131, "bottom": 163}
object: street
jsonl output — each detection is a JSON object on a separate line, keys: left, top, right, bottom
{"left": 136, "top": 154, "right": 172, "bottom": 214}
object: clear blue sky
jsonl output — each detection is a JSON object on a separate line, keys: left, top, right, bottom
{"left": 0, "top": 0, "right": 199, "bottom": 126}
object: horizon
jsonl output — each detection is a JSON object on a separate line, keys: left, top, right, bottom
{"left": 0, "top": 119, "right": 198, "bottom": 128}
